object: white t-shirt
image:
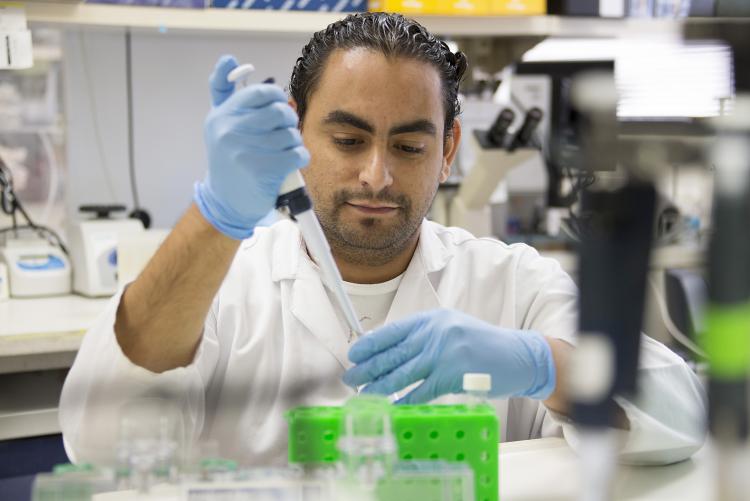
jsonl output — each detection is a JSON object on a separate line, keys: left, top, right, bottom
{"left": 323, "top": 273, "right": 403, "bottom": 342}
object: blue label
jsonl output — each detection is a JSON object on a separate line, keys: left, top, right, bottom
{"left": 211, "top": 0, "right": 366, "bottom": 10}
{"left": 108, "top": 249, "right": 118, "bottom": 267}
{"left": 17, "top": 254, "right": 66, "bottom": 271}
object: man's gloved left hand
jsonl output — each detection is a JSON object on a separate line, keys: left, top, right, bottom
{"left": 342, "top": 309, "right": 556, "bottom": 404}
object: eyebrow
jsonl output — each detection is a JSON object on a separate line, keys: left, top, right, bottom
{"left": 389, "top": 119, "right": 436, "bottom": 137}
{"left": 323, "top": 110, "right": 374, "bottom": 133}
{"left": 322, "top": 110, "right": 437, "bottom": 137}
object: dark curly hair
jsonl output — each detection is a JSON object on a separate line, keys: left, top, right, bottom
{"left": 289, "top": 12, "right": 468, "bottom": 136}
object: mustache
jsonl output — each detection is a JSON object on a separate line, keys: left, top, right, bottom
{"left": 333, "top": 188, "right": 411, "bottom": 209}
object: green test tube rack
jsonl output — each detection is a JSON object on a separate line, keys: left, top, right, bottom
{"left": 286, "top": 404, "right": 500, "bottom": 501}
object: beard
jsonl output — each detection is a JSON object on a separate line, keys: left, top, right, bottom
{"left": 314, "top": 187, "right": 428, "bottom": 267}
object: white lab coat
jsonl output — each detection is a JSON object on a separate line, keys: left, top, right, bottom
{"left": 60, "top": 219, "right": 706, "bottom": 467}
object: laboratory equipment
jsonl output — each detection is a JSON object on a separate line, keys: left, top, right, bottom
{"left": 486, "top": 108, "right": 515, "bottom": 146}
{"left": 513, "top": 60, "right": 615, "bottom": 210}
{"left": 0, "top": 5, "right": 32, "bottom": 70}
{"left": 547, "top": 0, "right": 600, "bottom": 15}
{"left": 462, "top": 373, "right": 491, "bottom": 406}
{"left": 286, "top": 399, "right": 498, "bottom": 501}
{"left": 0, "top": 237, "right": 71, "bottom": 297}
{"left": 67, "top": 205, "right": 145, "bottom": 297}
{"left": 703, "top": 98, "right": 750, "bottom": 501}
{"left": 36, "top": 457, "right": 474, "bottom": 501}
{"left": 114, "top": 398, "right": 183, "bottom": 494}
{"left": 506, "top": 108, "right": 543, "bottom": 152}
{"left": 569, "top": 71, "right": 655, "bottom": 501}
{"left": 337, "top": 395, "right": 397, "bottom": 488}
{"left": 227, "top": 63, "right": 365, "bottom": 340}
{"left": 0, "top": 262, "right": 9, "bottom": 300}
{"left": 116, "top": 228, "right": 169, "bottom": 288}
{"left": 447, "top": 110, "right": 540, "bottom": 237}
{"left": 684, "top": 20, "right": 750, "bottom": 500}
{"left": 33, "top": 464, "right": 116, "bottom": 501}
{"left": 663, "top": 268, "right": 707, "bottom": 345}
{"left": 1, "top": 151, "right": 71, "bottom": 297}
{"left": 35, "top": 396, "right": 480, "bottom": 501}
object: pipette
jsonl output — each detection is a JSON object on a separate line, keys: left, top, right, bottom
{"left": 227, "top": 64, "right": 366, "bottom": 342}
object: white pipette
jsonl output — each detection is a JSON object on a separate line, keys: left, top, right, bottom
{"left": 228, "top": 64, "right": 366, "bottom": 342}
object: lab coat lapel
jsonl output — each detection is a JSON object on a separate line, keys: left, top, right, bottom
{"left": 270, "top": 221, "right": 351, "bottom": 370}
{"left": 290, "top": 272, "right": 351, "bottom": 370}
{"left": 384, "top": 220, "right": 454, "bottom": 324}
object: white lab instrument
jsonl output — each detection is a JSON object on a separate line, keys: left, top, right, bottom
{"left": 0, "top": 5, "right": 33, "bottom": 70}
{"left": 68, "top": 209, "right": 145, "bottom": 297}
{"left": 116, "top": 229, "right": 170, "bottom": 288}
{"left": 0, "top": 237, "right": 71, "bottom": 297}
{"left": 448, "top": 132, "right": 536, "bottom": 237}
{"left": 0, "top": 261, "right": 10, "bottom": 300}
{"left": 228, "top": 63, "right": 365, "bottom": 340}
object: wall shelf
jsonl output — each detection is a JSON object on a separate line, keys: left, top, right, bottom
{"left": 22, "top": 1, "right": 730, "bottom": 38}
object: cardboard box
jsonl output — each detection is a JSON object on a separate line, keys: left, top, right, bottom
{"left": 490, "top": 0, "right": 545, "bottom": 14}
{"left": 87, "top": 0, "right": 207, "bottom": 6}
{"left": 368, "top": 0, "right": 437, "bottom": 14}
{"left": 212, "top": 0, "right": 366, "bottom": 10}
{"left": 435, "top": 0, "right": 489, "bottom": 15}
{"left": 369, "top": 0, "right": 543, "bottom": 15}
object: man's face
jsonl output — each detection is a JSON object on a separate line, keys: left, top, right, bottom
{"left": 298, "top": 48, "right": 459, "bottom": 265}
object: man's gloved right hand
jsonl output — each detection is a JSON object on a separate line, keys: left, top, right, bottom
{"left": 194, "top": 55, "right": 310, "bottom": 240}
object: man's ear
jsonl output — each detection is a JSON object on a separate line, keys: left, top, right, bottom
{"left": 288, "top": 98, "right": 303, "bottom": 130}
{"left": 440, "top": 119, "right": 462, "bottom": 183}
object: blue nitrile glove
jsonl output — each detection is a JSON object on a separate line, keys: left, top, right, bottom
{"left": 342, "top": 309, "right": 556, "bottom": 404}
{"left": 194, "top": 54, "right": 310, "bottom": 240}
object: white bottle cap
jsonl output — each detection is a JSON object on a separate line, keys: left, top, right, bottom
{"left": 463, "top": 373, "right": 491, "bottom": 392}
{"left": 227, "top": 63, "right": 256, "bottom": 87}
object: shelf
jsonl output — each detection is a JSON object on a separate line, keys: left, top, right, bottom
{"left": 21, "top": 1, "right": 726, "bottom": 38}
{"left": 24, "top": 2, "right": 347, "bottom": 36}
{"left": 0, "top": 370, "right": 65, "bottom": 439}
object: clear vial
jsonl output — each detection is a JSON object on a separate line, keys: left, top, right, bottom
{"left": 628, "top": 0, "right": 654, "bottom": 17}
{"left": 338, "top": 395, "right": 397, "bottom": 489}
{"left": 463, "top": 373, "right": 491, "bottom": 407}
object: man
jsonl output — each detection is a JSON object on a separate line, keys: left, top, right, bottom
{"left": 61, "top": 12, "right": 705, "bottom": 467}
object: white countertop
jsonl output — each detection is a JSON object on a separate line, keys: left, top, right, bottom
{"left": 0, "top": 295, "right": 110, "bottom": 436}
{"left": 0, "top": 295, "right": 109, "bottom": 356}
{"left": 500, "top": 437, "right": 714, "bottom": 500}
{"left": 91, "top": 437, "right": 716, "bottom": 500}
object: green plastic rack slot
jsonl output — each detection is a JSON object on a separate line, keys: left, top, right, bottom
{"left": 286, "top": 404, "right": 500, "bottom": 501}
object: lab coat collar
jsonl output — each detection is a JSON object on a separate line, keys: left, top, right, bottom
{"left": 270, "top": 220, "right": 304, "bottom": 283}
{"left": 415, "top": 219, "right": 454, "bottom": 274}
{"left": 383, "top": 220, "right": 454, "bottom": 324}
{"left": 270, "top": 219, "right": 455, "bottom": 368}
{"left": 268, "top": 221, "right": 350, "bottom": 369}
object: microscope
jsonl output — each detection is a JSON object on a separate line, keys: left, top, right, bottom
{"left": 445, "top": 107, "right": 543, "bottom": 238}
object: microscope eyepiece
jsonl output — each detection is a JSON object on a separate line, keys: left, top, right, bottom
{"left": 508, "top": 107, "right": 543, "bottom": 152}
{"left": 488, "top": 108, "right": 516, "bottom": 146}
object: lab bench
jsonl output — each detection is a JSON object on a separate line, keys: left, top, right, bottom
{"left": 0, "top": 295, "right": 108, "bottom": 499}
{"left": 499, "top": 437, "right": 715, "bottom": 500}
{"left": 0, "top": 295, "right": 715, "bottom": 501}
{"left": 88, "top": 437, "right": 715, "bottom": 500}
{"left": 0, "top": 295, "right": 109, "bottom": 440}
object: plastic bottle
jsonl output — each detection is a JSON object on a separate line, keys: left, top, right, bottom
{"left": 463, "top": 373, "right": 491, "bottom": 407}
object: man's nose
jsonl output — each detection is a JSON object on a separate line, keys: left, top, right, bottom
{"left": 358, "top": 146, "right": 393, "bottom": 192}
